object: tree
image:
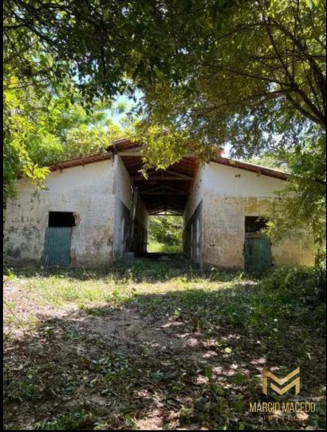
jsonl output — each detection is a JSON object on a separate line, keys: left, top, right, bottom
{"left": 264, "top": 136, "right": 326, "bottom": 267}
{"left": 131, "top": 0, "right": 325, "bottom": 157}
{"left": 133, "top": 0, "right": 326, "bottom": 261}
{"left": 3, "top": 79, "right": 51, "bottom": 200}
{"left": 148, "top": 216, "right": 183, "bottom": 253}
{"left": 3, "top": 0, "right": 135, "bottom": 101}
{"left": 132, "top": 0, "right": 326, "bottom": 260}
{"left": 3, "top": 79, "right": 127, "bottom": 201}
{"left": 5, "top": 1, "right": 325, "bottom": 157}
{"left": 4, "top": 1, "right": 325, "bottom": 132}
{"left": 4, "top": 0, "right": 326, "bottom": 253}
{"left": 4, "top": 0, "right": 142, "bottom": 200}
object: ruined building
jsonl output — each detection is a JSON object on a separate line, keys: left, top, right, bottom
{"left": 3, "top": 139, "right": 314, "bottom": 271}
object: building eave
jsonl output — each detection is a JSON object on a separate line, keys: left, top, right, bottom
{"left": 48, "top": 138, "right": 289, "bottom": 181}
{"left": 49, "top": 153, "right": 112, "bottom": 172}
{"left": 210, "top": 156, "right": 289, "bottom": 181}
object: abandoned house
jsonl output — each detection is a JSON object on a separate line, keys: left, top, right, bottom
{"left": 3, "top": 139, "right": 314, "bottom": 271}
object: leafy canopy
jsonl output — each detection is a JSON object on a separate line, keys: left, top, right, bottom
{"left": 3, "top": 0, "right": 326, "bottom": 253}
{"left": 149, "top": 216, "right": 183, "bottom": 247}
{"left": 3, "top": 78, "right": 128, "bottom": 199}
{"left": 4, "top": 0, "right": 325, "bottom": 161}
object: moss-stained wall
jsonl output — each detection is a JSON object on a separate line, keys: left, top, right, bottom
{"left": 188, "top": 162, "right": 314, "bottom": 269}
{"left": 4, "top": 159, "right": 115, "bottom": 267}
{"left": 4, "top": 155, "right": 315, "bottom": 269}
{"left": 202, "top": 195, "right": 314, "bottom": 269}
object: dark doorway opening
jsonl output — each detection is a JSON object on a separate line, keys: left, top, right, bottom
{"left": 48, "top": 211, "right": 75, "bottom": 227}
{"left": 245, "top": 216, "right": 268, "bottom": 233}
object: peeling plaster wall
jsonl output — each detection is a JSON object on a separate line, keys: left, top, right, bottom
{"left": 4, "top": 159, "right": 115, "bottom": 266}
{"left": 112, "top": 155, "right": 133, "bottom": 257}
{"left": 270, "top": 231, "right": 314, "bottom": 267}
{"left": 4, "top": 154, "right": 315, "bottom": 269}
{"left": 200, "top": 162, "right": 314, "bottom": 269}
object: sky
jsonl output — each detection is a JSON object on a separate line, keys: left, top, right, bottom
{"left": 106, "top": 90, "right": 143, "bottom": 124}
{"left": 106, "top": 91, "right": 232, "bottom": 157}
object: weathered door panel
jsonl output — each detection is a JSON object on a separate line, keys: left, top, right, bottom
{"left": 245, "top": 236, "right": 272, "bottom": 273}
{"left": 45, "top": 227, "right": 72, "bottom": 267}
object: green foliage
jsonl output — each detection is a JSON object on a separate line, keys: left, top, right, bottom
{"left": 132, "top": 0, "right": 326, "bottom": 252}
{"left": 4, "top": 1, "right": 134, "bottom": 200}
{"left": 3, "top": 80, "right": 51, "bottom": 199}
{"left": 148, "top": 216, "right": 183, "bottom": 248}
{"left": 3, "top": 78, "right": 128, "bottom": 200}
{"left": 262, "top": 136, "right": 326, "bottom": 265}
{"left": 62, "top": 118, "right": 125, "bottom": 161}
{"left": 134, "top": 0, "right": 325, "bottom": 157}
{"left": 5, "top": 1, "right": 325, "bottom": 156}
{"left": 148, "top": 240, "right": 182, "bottom": 254}
{"left": 36, "top": 410, "right": 94, "bottom": 430}
{"left": 133, "top": 122, "right": 218, "bottom": 171}
{"left": 131, "top": 266, "right": 326, "bottom": 339}
{"left": 4, "top": 263, "right": 326, "bottom": 429}
{"left": 3, "top": 0, "right": 326, "bottom": 251}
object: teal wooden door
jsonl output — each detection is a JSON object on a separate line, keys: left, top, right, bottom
{"left": 45, "top": 227, "right": 72, "bottom": 267}
{"left": 245, "top": 236, "right": 272, "bottom": 273}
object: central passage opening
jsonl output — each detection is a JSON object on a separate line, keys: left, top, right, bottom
{"left": 147, "top": 215, "right": 183, "bottom": 254}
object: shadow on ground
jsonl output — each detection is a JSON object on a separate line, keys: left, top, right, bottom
{"left": 4, "top": 279, "right": 326, "bottom": 430}
{"left": 5, "top": 255, "right": 245, "bottom": 284}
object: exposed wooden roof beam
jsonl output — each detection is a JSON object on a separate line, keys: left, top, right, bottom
{"left": 132, "top": 176, "right": 191, "bottom": 181}
{"left": 118, "top": 151, "right": 142, "bottom": 156}
{"left": 149, "top": 211, "right": 183, "bottom": 215}
{"left": 139, "top": 185, "right": 187, "bottom": 195}
{"left": 164, "top": 169, "right": 193, "bottom": 179}
{"left": 140, "top": 191, "right": 187, "bottom": 196}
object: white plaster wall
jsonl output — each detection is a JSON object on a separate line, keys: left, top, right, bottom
{"left": 113, "top": 155, "right": 133, "bottom": 210}
{"left": 113, "top": 155, "right": 133, "bottom": 257}
{"left": 4, "top": 159, "right": 115, "bottom": 266}
{"left": 202, "top": 162, "right": 285, "bottom": 197}
{"left": 201, "top": 162, "right": 314, "bottom": 268}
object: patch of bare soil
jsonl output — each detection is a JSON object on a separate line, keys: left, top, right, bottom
{"left": 3, "top": 275, "right": 326, "bottom": 430}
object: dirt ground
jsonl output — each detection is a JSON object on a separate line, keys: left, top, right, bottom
{"left": 3, "top": 259, "right": 326, "bottom": 430}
